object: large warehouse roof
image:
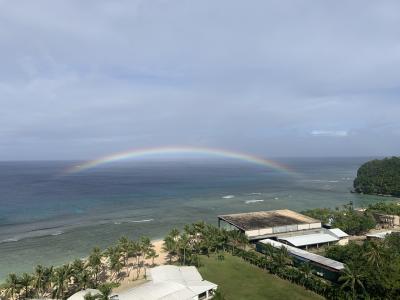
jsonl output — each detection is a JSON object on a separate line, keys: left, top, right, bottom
{"left": 218, "top": 209, "right": 319, "bottom": 231}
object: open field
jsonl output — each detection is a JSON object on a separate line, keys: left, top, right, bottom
{"left": 199, "top": 253, "right": 324, "bottom": 300}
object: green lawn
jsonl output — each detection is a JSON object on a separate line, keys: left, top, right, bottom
{"left": 198, "top": 254, "right": 324, "bottom": 300}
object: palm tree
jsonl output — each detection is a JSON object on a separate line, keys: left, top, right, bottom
{"left": 20, "top": 272, "right": 33, "bottom": 299}
{"left": 127, "top": 240, "right": 140, "bottom": 278}
{"left": 104, "top": 246, "right": 124, "bottom": 281}
{"left": 364, "top": 241, "right": 384, "bottom": 269}
{"left": 117, "top": 236, "right": 130, "bottom": 272}
{"left": 339, "top": 264, "right": 366, "bottom": 300}
{"left": 274, "top": 247, "right": 292, "bottom": 268}
{"left": 299, "top": 262, "right": 313, "bottom": 286}
{"left": 178, "top": 233, "right": 190, "bottom": 265}
{"left": 163, "top": 235, "right": 177, "bottom": 263}
{"left": 139, "top": 236, "right": 153, "bottom": 278}
{"left": 4, "top": 273, "right": 21, "bottom": 300}
{"left": 33, "top": 265, "right": 45, "bottom": 297}
{"left": 71, "top": 259, "right": 86, "bottom": 288}
{"left": 96, "top": 283, "right": 118, "bottom": 300}
{"left": 52, "top": 264, "right": 72, "bottom": 299}
{"left": 145, "top": 248, "right": 159, "bottom": 267}
{"left": 76, "top": 269, "right": 92, "bottom": 290}
{"left": 228, "top": 230, "right": 242, "bottom": 254}
{"left": 84, "top": 293, "right": 98, "bottom": 300}
{"left": 87, "top": 247, "right": 103, "bottom": 286}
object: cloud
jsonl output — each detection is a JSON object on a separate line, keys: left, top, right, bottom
{"left": 310, "top": 130, "right": 349, "bottom": 137}
{"left": 0, "top": 1, "right": 399, "bottom": 159}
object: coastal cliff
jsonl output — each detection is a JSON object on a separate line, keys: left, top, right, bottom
{"left": 353, "top": 157, "right": 400, "bottom": 196}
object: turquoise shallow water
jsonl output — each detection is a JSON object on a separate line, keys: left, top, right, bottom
{"left": 0, "top": 157, "right": 388, "bottom": 280}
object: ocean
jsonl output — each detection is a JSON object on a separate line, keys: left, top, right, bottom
{"left": 0, "top": 157, "right": 386, "bottom": 280}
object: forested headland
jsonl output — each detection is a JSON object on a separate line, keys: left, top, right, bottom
{"left": 353, "top": 157, "right": 400, "bottom": 196}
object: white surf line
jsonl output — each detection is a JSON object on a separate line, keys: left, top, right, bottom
{"left": 245, "top": 199, "right": 264, "bottom": 204}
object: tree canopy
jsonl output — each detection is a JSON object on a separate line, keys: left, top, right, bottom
{"left": 353, "top": 157, "right": 400, "bottom": 196}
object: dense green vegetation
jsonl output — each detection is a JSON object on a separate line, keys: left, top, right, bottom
{"left": 2, "top": 218, "right": 399, "bottom": 299}
{"left": 326, "top": 234, "right": 400, "bottom": 299}
{"left": 367, "top": 201, "right": 400, "bottom": 215}
{"left": 353, "top": 157, "right": 400, "bottom": 196}
{"left": 302, "top": 205, "right": 376, "bottom": 235}
{"left": 199, "top": 253, "right": 323, "bottom": 300}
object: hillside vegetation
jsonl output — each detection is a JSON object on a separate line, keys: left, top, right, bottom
{"left": 353, "top": 157, "right": 400, "bottom": 196}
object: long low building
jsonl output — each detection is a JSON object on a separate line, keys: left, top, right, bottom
{"left": 277, "top": 227, "right": 349, "bottom": 249}
{"left": 257, "top": 239, "right": 345, "bottom": 282}
{"left": 218, "top": 209, "right": 322, "bottom": 240}
{"left": 114, "top": 265, "right": 217, "bottom": 300}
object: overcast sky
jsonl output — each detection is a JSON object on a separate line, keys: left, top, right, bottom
{"left": 1, "top": 0, "right": 400, "bottom": 160}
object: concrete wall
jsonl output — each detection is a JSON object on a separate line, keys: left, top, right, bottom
{"left": 309, "top": 222, "right": 322, "bottom": 229}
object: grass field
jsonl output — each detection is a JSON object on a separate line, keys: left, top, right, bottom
{"left": 198, "top": 254, "right": 324, "bottom": 300}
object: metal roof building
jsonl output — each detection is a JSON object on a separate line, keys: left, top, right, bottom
{"left": 257, "top": 239, "right": 345, "bottom": 281}
{"left": 278, "top": 232, "right": 339, "bottom": 247}
{"left": 218, "top": 209, "right": 321, "bottom": 240}
{"left": 115, "top": 266, "right": 217, "bottom": 300}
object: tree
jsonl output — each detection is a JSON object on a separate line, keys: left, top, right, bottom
{"left": 163, "top": 235, "right": 177, "bottom": 263}
{"left": 145, "top": 248, "right": 159, "bottom": 267}
{"left": 87, "top": 247, "right": 103, "bottom": 286}
{"left": 20, "top": 273, "right": 33, "bottom": 299}
{"left": 274, "top": 247, "right": 292, "bottom": 267}
{"left": 33, "top": 265, "right": 53, "bottom": 298}
{"left": 96, "top": 283, "right": 118, "bottom": 300}
{"left": 4, "top": 273, "right": 21, "bottom": 300}
{"left": 178, "top": 233, "right": 190, "bottom": 265}
{"left": 117, "top": 236, "right": 130, "bottom": 273}
{"left": 364, "top": 240, "right": 384, "bottom": 269}
{"left": 354, "top": 157, "right": 400, "bottom": 196}
{"left": 105, "top": 246, "right": 123, "bottom": 281}
{"left": 339, "top": 264, "right": 366, "bottom": 300}
{"left": 52, "top": 264, "right": 72, "bottom": 299}
{"left": 139, "top": 236, "right": 153, "bottom": 278}
{"left": 299, "top": 262, "right": 313, "bottom": 286}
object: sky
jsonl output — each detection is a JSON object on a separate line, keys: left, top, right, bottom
{"left": 0, "top": 0, "right": 400, "bottom": 160}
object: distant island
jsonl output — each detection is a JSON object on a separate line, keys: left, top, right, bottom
{"left": 353, "top": 156, "right": 400, "bottom": 196}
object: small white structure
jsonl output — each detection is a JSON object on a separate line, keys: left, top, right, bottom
{"left": 67, "top": 289, "right": 100, "bottom": 300}
{"left": 115, "top": 265, "right": 217, "bottom": 300}
{"left": 328, "top": 228, "right": 349, "bottom": 245}
{"left": 366, "top": 231, "right": 392, "bottom": 240}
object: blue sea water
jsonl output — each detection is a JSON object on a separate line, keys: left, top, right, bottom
{"left": 0, "top": 157, "right": 387, "bottom": 280}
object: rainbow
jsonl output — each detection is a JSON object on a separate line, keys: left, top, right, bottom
{"left": 64, "top": 146, "right": 297, "bottom": 176}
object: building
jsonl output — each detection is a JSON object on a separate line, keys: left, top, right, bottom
{"left": 366, "top": 230, "right": 393, "bottom": 240}
{"left": 257, "top": 239, "right": 345, "bottom": 282}
{"left": 218, "top": 209, "right": 321, "bottom": 241}
{"left": 372, "top": 213, "right": 400, "bottom": 228}
{"left": 277, "top": 227, "right": 349, "bottom": 249}
{"left": 114, "top": 265, "right": 217, "bottom": 300}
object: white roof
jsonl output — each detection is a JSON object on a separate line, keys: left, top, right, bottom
{"left": 366, "top": 231, "right": 392, "bottom": 239}
{"left": 328, "top": 228, "right": 349, "bottom": 238}
{"left": 151, "top": 265, "right": 203, "bottom": 285}
{"left": 115, "top": 265, "right": 217, "bottom": 300}
{"left": 260, "top": 239, "right": 345, "bottom": 271}
{"left": 279, "top": 233, "right": 338, "bottom": 247}
{"left": 116, "top": 282, "right": 196, "bottom": 300}
{"left": 67, "top": 289, "right": 100, "bottom": 300}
